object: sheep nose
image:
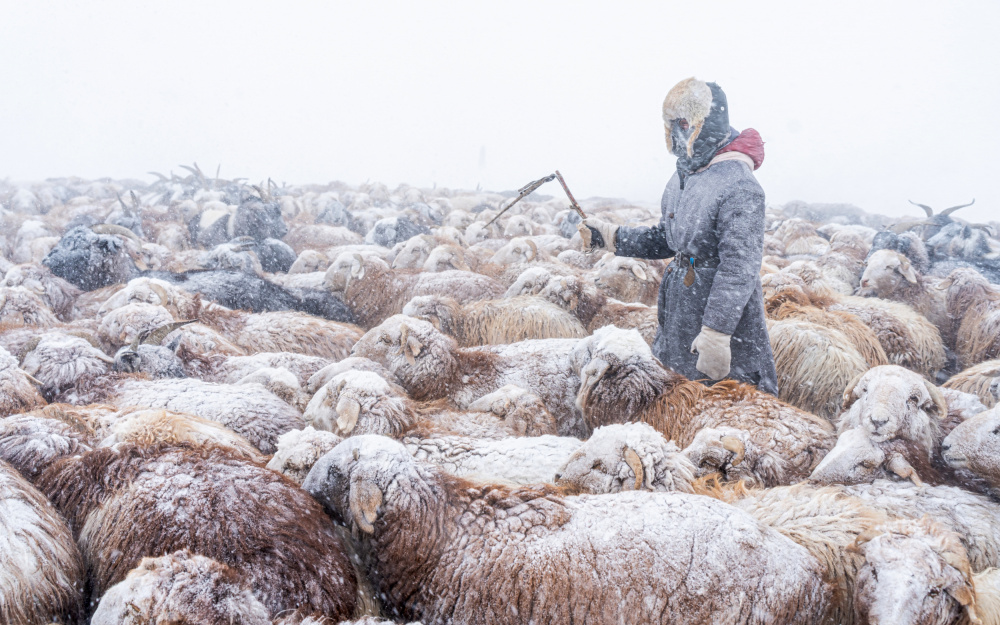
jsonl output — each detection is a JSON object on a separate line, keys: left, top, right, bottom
{"left": 860, "top": 278, "right": 870, "bottom": 287}
{"left": 554, "top": 472, "right": 562, "bottom": 481}
{"left": 940, "top": 442, "right": 950, "bottom": 453}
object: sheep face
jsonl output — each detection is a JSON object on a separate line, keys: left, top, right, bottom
{"left": 422, "top": 245, "right": 471, "bottom": 272}
{"left": 324, "top": 252, "right": 378, "bottom": 293}
{"left": 504, "top": 267, "right": 554, "bottom": 298}
{"left": 853, "top": 520, "right": 977, "bottom": 625}
{"left": 489, "top": 237, "right": 539, "bottom": 265}
{"left": 391, "top": 235, "right": 434, "bottom": 269}
{"left": 840, "top": 365, "right": 947, "bottom": 445}
{"left": 466, "top": 385, "right": 559, "bottom": 437}
{"left": 859, "top": 249, "right": 918, "bottom": 296}
{"left": 592, "top": 254, "right": 654, "bottom": 302}
{"left": 351, "top": 315, "right": 459, "bottom": 397}
{"left": 502, "top": 215, "right": 534, "bottom": 238}
{"left": 303, "top": 435, "right": 417, "bottom": 534}
{"left": 401, "top": 295, "right": 459, "bottom": 335}
{"left": 555, "top": 423, "right": 695, "bottom": 494}
{"left": 941, "top": 406, "right": 1000, "bottom": 484}
{"left": 683, "top": 427, "right": 784, "bottom": 488}
{"left": 573, "top": 327, "right": 656, "bottom": 414}
{"left": 289, "top": 249, "right": 330, "bottom": 274}
{"left": 809, "top": 427, "right": 922, "bottom": 486}
{"left": 305, "top": 371, "right": 412, "bottom": 437}
{"left": 266, "top": 427, "right": 343, "bottom": 484}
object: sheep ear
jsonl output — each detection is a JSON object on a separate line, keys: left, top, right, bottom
{"left": 150, "top": 283, "right": 170, "bottom": 306}
{"left": 922, "top": 381, "right": 949, "bottom": 419}
{"left": 631, "top": 263, "right": 648, "bottom": 282}
{"left": 349, "top": 478, "right": 383, "bottom": 534}
{"left": 897, "top": 259, "right": 918, "bottom": 284}
{"left": 946, "top": 583, "right": 978, "bottom": 625}
{"left": 351, "top": 253, "right": 365, "bottom": 278}
{"left": 721, "top": 436, "right": 746, "bottom": 467}
{"left": 841, "top": 372, "right": 865, "bottom": 412}
{"left": 623, "top": 447, "right": 645, "bottom": 491}
{"left": 847, "top": 528, "right": 880, "bottom": 553}
{"left": 405, "top": 337, "right": 422, "bottom": 365}
{"left": 887, "top": 454, "right": 924, "bottom": 486}
{"left": 336, "top": 396, "right": 361, "bottom": 434}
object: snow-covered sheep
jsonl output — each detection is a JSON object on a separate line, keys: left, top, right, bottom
{"left": 765, "top": 298, "right": 889, "bottom": 368}
{"left": 19, "top": 331, "right": 114, "bottom": 397}
{"left": 682, "top": 425, "right": 796, "bottom": 488}
{"left": 304, "top": 435, "right": 830, "bottom": 625}
{"left": 266, "top": 426, "right": 343, "bottom": 484}
{"left": 852, "top": 518, "right": 992, "bottom": 625}
{"left": 574, "top": 327, "right": 835, "bottom": 485}
{"left": 0, "top": 346, "right": 46, "bottom": 417}
{"left": 767, "top": 317, "right": 870, "bottom": 420}
{"left": 61, "top": 375, "right": 302, "bottom": 454}
{"left": 0, "top": 285, "right": 59, "bottom": 326}
{"left": 352, "top": 315, "right": 585, "bottom": 435}
{"left": 0, "top": 263, "right": 81, "bottom": 321}
{"left": 0, "top": 412, "right": 94, "bottom": 480}
{"left": 324, "top": 252, "right": 506, "bottom": 328}
{"left": 590, "top": 253, "right": 659, "bottom": 305}
{"left": 96, "top": 407, "right": 263, "bottom": 461}
{"left": 306, "top": 356, "right": 403, "bottom": 395}
{"left": 401, "top": 294, "right": 587, "bottom": 346}
{"left": 554, "top": 422, "right": 697, "bottom": 494}
{"left": 0, "top": 459, "right": 84, "bottom": 625}
{"left": 945, "top": 359, "right": 1000, "bottom": 408}
{"left": 421, "top": 243, "right": 472, "bottom": 272}
{"left": 307, "top": 370, "right": 558, "bottom": 440}
{"left": 942, "top": 405, "right": 1000, "bottom": 492}
{"left": 90, "top": 550, "right": 272, "bottom": 625}
{"left": 38, "top": 443, "right": 358, "bottom": 619}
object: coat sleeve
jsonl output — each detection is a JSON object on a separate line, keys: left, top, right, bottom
{"left": 701, "top": 176, "right": 766, "bottom": 336}
{"left": 615, "top": 223, "right": 675, "bottom": 259}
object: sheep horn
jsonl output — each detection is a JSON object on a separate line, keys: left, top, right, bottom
{"left": 335, "top": 396, "right": 361, "bottom": 434}
{"left": 939, "top": 199, "right": 975, "bottom": 217}
{"left": 147, "top": 171, "right": 168, "bottom": 182}
{"left": 116, "top": 191, "right": 129, "bottom": 212}
{"left": 908, "top": 200, "right": 935, "bottom": 217}
{"left": 888, "top": 220, "right": 936, "bottom": 234}
{"left": 150, "top": 283, "right": 170, "bottom": 307}
{"left": 141, "top": 319, "right": 197, "bottom": 346}
{"left": 94, "top": 351, "right": 115, "bottom": 364}
{"left": 90, "top": 223, "right": 142, "bottom": 243}
{"left": 130, "top": 190, "right": 140, "bottom": 210}
{"left": 20, "top": 371, "right": 43, "bottom": 386}
{"left": 623, "top": 447, "right": 645, "bottom": 491}
{"left": 720, "top": 436, "right": 746, "bottom": 467}
{"left": 526, "top": 239, "right": 538, "bottom": 261}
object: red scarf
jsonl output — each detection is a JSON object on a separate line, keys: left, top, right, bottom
{"left": 716, "top": 128, "right": 765, "bottom": 170}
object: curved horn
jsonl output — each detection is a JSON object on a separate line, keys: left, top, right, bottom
{"left": 908, "top": 200, "right": 935, "bottom": 217}
{"left": 94, "top": 351, "right": 115, "bottom": 364}
{"left": 940, "top": 199, "right": 975, "bottom": 217}
{"left": 721, "top": 436, "right": 746, "bottom": 467}
{"left": 141, "top": 319, "right": 197, "bottom": 346}
{"left": 525, "top": 239, "right": 538, "bottom": 261}
{"left": 91, "top": 223, "right": 142, "bottom": 243}
{"left": 116, "top": 191, "right": 129, "bottom": 211}
{"left": 889, "top": 220, "right": 937, "bottom": 234}
{"left": 149, "top": 283, "right": 170, "bottom": 307}
{"left": 130, "top": 190, "right": 140, "bottom": 210}
{"left": 20, "top": 371, "right": 43, "bottom": 386}
{"left": 887, "top": 453, "right": 923, "bottom": 486}
{"left": 623, "top": 447, "right": 645, "bottom": 491}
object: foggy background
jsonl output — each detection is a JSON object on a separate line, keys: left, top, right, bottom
{"left": 2, "top": 1, "right": 997, "bottom": 221}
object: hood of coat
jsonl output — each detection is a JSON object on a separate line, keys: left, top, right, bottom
{"left": 663, "top": 78, "right": 732, "bottom": 184}
{"left": 715, "top": 128, "right": 765, "bottom": 170}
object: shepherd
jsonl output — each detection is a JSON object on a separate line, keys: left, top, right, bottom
{"left": 580, "top": 77, "right": 778, "bottom": 395}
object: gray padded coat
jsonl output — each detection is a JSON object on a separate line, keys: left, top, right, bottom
{"left": 616, "top": 159, "right": 778, "bottom": 395}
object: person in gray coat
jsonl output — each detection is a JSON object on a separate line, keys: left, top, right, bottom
{"left": 580, "top": 77, "right": 778, "bottom": 395}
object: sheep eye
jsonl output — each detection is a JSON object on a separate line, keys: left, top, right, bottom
{"left": 378, "top": 334, "right": 391, "bottom": 344}
{"left": 591, "top": 460, "right": 602, "bottom": 470}
{"left": 927, "top": 588, "right": 941, "bottom": 597}
{"left": 992, "top": 427, "right": 1000, "bottom": 436}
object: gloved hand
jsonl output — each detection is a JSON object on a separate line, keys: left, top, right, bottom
{"left": 690, "top": 325, "right": 732, "bottom": 381}
{"left": 577, "top": 218, "right": 619, "bottom": 254}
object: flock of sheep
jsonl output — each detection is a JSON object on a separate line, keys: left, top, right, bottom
{"left": 1, "top": 167, "right": 999, "bottom": 625}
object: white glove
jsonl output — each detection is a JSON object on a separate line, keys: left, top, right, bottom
{"left": 690, "top": 325, "right": 732, "bottom": 381}
{"left": 577, "top": 218, "right": 619, "bottom": 254}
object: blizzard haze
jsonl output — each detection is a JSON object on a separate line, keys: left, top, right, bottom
{"left": 2, "top": 1, "right": 998, "bottom": 221}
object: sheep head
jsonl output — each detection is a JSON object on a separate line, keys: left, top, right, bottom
{"left": 288, "top": 249, "right": 330, "bottom": 274}
{"left": 502, "top": 215, "right": 534, "bottom": 238}
{"left": 682, "top": 427, "right": 785, "bottom": 488}
{"left": 859, "top": 249, "right": 919, "bottom": 297}
{"left": 554, "top": 423, "right": 695, "bottom": 494}
{"left": 351, "top": 315, "right": 458, "bottom": 400}
{"left": 466, "top": 385, "right": 558, "bottom": 437}
{"left": 853, "top": 518, "right": 980, "bottom": 625}
{"left": 840, "top": 365, "right": 948, "bottom": 446}
{"left": 401, "top": 295, "right": 460, "bottom": 336}
{"left": 504, "top": 266, "right": 555, "bottom": 298}
{"left": 489, "top": 237, "right": 540, "bottom": 265}
{"left": 266, "top": 426, "right": 343, "bottom": 485}
{"left": 809, "top": 427, "right": 925, "bottom": 486}
{"left": 422, "top": 245, "right": 471, "bottom": 272}
{"left": 302, "top": 435, "right": 417, "bottom": 535}
{"left": 324, "top": 252, "right": 377, "bottom": 293}
{"left": 304, "top": 370, "right": 413, "bottom": 437}
{"left": 97, "top": 277, "right": 177, "bottom": 318}
{"left": 390, "top": 235, "right": 435, "bottom": 269}
{"left": 592, "top": 254, "right": 654, "bottom": 302}
{"left": 941, "top": 405, "right": 1000, "bottom": 487}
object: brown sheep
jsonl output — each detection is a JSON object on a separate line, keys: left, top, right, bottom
{"left": 0, "top": 459, "right": 85, "bottom": 625}
{"left": 0, "top": 412, "right": 94, "bottom": 481}
{"left": 590, "top": 252, "right": 660, "bottom": 305}
{"left": 325, "top": 253, "right": 506, "bottom": 328}
{"left": 0, "top": 345, "right": 46, "bottom": 417}
{"left": 944, "top": 359, "right": 1000, "bottom": 408}
{"left": 401, "top": 293, "right": 587, "bottom": 346}
{"left": 575, "top": 327, "right": 835, "bottom": 486}
{"left": 303, "top": 435, "right": 830, "bottom": 625}
{"left": 36, "top": 443, "right": 358, "bottom": 620}
{"left": 767, "top": 300, "right": 889, "bottom": 368}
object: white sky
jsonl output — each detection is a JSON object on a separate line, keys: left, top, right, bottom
{"left": 2, "top": 1, "right": 998, "bottom": 222}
